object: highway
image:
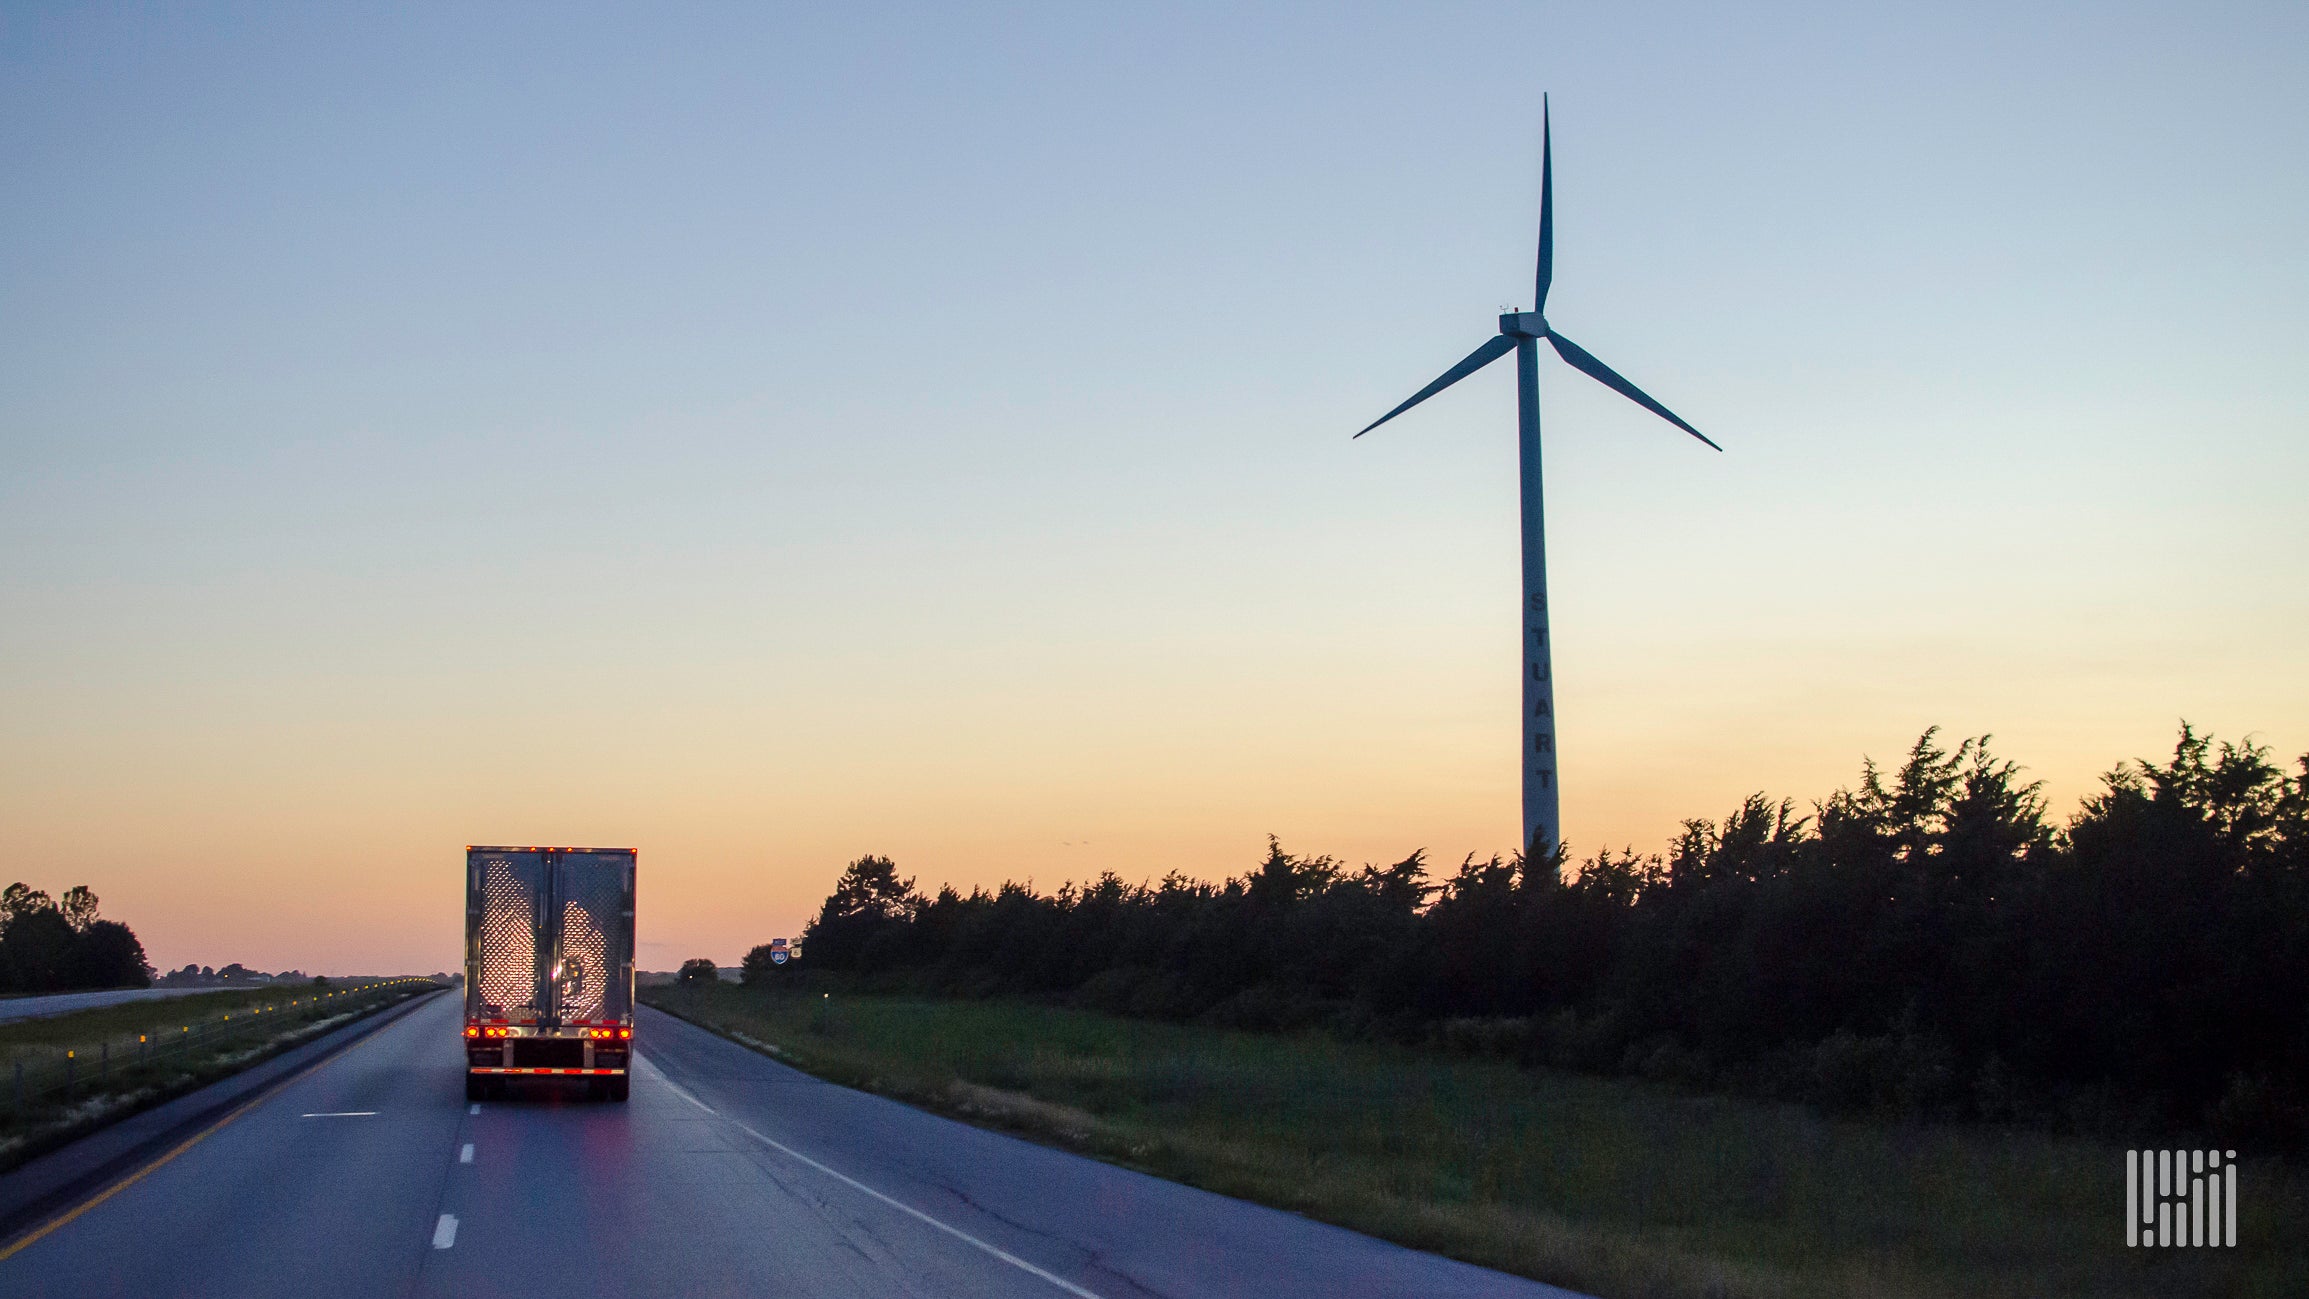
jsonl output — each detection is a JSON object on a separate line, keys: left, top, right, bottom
{"left": 1, "top": 989, "right": 1580, "bottom": 1298}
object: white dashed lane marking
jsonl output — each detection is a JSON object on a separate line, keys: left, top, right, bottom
{"left": 459, "top": 1143, "right": 474, "bottom": 1164}
{"left": 432, "top": 1215, "right": 458, "bottom": 1250}
{"left": 300, "top": 1112, "right": 376, "bottom": 1118}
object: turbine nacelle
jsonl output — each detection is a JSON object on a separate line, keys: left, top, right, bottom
{"left": 1498, "top": 312, "right": 1550, "bottom": 339}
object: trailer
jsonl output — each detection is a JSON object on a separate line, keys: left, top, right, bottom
{"left": 463, "top": 846, "right": 636, "bottom": 1102}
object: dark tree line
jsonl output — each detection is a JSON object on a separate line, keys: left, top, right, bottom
{"left": 800, "top": 727, "right": 2309, "bottom": 1145}
{"left": 0, "top": 884, "right": 153, "bottom": 993}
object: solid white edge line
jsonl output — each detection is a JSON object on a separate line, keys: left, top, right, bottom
{"left": 431, "top": 1214, "right": 458, "bottom": 1249}
{"left": 459, "top": 1143, "right": 474, "bottom": 1164}
{"left": 642, "top": 1058, "right": 1107, "bottom": 1299}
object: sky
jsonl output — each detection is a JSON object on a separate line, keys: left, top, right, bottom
{"left": 3, "top": 2, "right": 2304, "bottom": 975}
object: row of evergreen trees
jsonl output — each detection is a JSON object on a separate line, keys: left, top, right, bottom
{"left": 0, "top": 884, "right": 153, "bottom": 993}
{"left": 801, "top": 726, "right": 2309, "bottom": 1145}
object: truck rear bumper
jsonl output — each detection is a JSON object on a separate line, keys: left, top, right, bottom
{"left": 468, "top": 1067, "right": 628, "bottom": 1075}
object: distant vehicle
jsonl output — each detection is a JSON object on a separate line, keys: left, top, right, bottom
{"left": 463, "top": 846, "right": 636, "bottom": 1102}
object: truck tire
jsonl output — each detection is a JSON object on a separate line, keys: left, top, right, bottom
{"left": 465, "top": 1074, "right": 484, "bottom": 1102}
{"left": 609, "top": 1076, "right": 629, "bottom": 1102}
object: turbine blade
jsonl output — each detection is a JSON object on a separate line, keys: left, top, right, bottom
{"left": 1535, "top": 95, "right": 1553, "bottom": 314}
{"left": 1547, "top": 331, "right": 1721, "bottom": 451}
{"left": 1354, "top": 334, "right": 1517, "bottom": 438}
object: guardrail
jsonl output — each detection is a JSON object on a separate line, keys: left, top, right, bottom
{"left": 0, "top": 978, "right": 440, "bottom": 1125}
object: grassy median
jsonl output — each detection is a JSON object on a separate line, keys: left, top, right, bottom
{"left": 643, "top": 982, "right": 2307, "bottom": 1299}
{"left": 0, "top": 979, "right": 440, "bottom": 1173}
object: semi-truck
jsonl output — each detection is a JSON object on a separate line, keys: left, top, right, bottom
{"left": 464, "top": 846, "right": 636, "bottom": 1102}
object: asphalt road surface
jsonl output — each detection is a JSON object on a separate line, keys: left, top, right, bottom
{"left": 0, "top": 987, "right": 216, "bottom": 1024}
{"left": 0, "top": 992, "right": 1582, "bottom": 1298}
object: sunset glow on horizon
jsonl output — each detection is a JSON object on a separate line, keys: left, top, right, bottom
{"left": 4, "top": 3, "right": 2303, "bottom": 975}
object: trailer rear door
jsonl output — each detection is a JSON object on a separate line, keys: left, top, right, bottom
{"left": 469, "top": 848, "right": 548, "bottom": 1023}
{"left": 550, "top": 850, "right": 634, "bottom": 1023}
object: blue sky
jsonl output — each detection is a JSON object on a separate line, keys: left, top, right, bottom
{"left": 3, "top": 3, "right": 2304, "bottom": 971}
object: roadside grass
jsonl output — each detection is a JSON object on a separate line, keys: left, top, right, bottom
{"left": 644, "top": 983, "right": 2307, "bottom": 1299}
{"left": 0, "top": 979, "right": 440, "bottom": 1173}
{"left": 1, "top": 987, "right": 333, "bottom": 1060}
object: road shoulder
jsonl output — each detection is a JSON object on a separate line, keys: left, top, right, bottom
{"left": 0, "top": 988, "right": 448, "bottom": 1247}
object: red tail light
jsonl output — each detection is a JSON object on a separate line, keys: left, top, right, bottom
{"left": 464, "top": 1025, "right": 479, "bottom": 1038}
{"left": 618, "top": 1028, "right": 632, "bottom": 1040}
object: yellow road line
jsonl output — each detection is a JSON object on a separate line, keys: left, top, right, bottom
{"left": 0, "top": 993, "right": 423, "bottom": 1262}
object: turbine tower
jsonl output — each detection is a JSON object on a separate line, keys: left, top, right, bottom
{"left": 1355, "top": 97, "right": 1718, "bottom": 860}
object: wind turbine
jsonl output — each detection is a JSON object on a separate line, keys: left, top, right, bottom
{"left": 1355, "top": 97, "right": 1718, "bottom": 860}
